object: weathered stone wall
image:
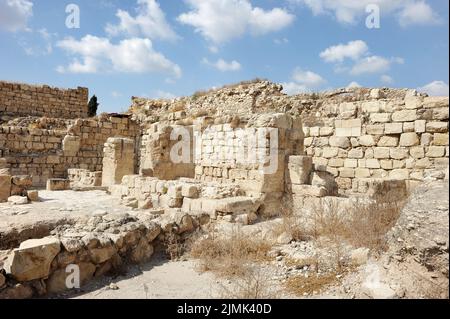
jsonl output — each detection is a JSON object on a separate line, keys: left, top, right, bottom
{"left": 300, "top": 93, "right": 449, "bottom": 193}
{"left": 0, "top": 115, "right": 139, "bottom": 186}
{"left": 0, "top": 81, "right": 89, "bottom": 119}
{"left": 131, "top": 83, "right": 449, "bottom": 194}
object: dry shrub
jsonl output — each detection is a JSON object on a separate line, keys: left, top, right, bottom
{"left": 164, "top": 231, "right": 184, "bottom": 260}
{"left": 220, "top": 267, "right": 275, "bottom": 299}
{"left": 168, "top": 101, "right": 186, "bottom": 113}
{"left": 285, "top": 272, "right": 339, "bottom": 296}
{"left": 190, "top": 226, "right": 272, "bottom": 277}
{"left": 312, "top": 198, "right": 405, "bottom": 252}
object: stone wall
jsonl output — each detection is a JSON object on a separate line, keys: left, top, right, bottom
{"left": 131, "top": 83, "right": 449, "bottom": 194}
{"left": 0, "top": 115, "right": 139, "bottom": 186}
{"left": 0, "top": 81, "right": 89, "bottom": 119}
{"left": 300, "top": 93, "right": 449, "bottom": 193}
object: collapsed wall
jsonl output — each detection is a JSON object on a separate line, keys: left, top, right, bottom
{"left": 131, "top": 82, "right": 449, "bottom": 194}
{"left": 0, "top": 81, "right": 89, "bottom": 119}
{"left": 0, "top": 114, "right": 139, "bottom": 186}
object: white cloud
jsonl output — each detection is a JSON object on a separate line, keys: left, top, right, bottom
{"left": 290, "top": 0, "right": 440, "bottom": 27}
{"left": 347, "top": 81, "right": 362, "bottom": 88}
{"left": 350, "top": 56, "right": 403, "bottom": 75}
{"left": 320, "top": 40, "right": 368, "bottom": 63}
{"left": 381, "top": 74, "right": 394, "bottom": 84}
{"left": 154, "top": 90, "right": 177, "bottom": 99}
{"left": 178, "top": 0, "right": 295, "bottom": 44}
{"left": 292, "top": 68, "right": 326, "bottom": 87}
{"left": 282, "top": 67, "right": 326, "bottom": 95}
{"left": 56, "top": 35, "right": 181, "bottom": 78}
{"left": 0, "top": 0, "right": 33, "bottom": 32}
{"left": 105, "top": 0, "right": 178, "bottom": 41}
{"left": 18, "top": 28, "right": 56, "bottom": 56}
{"left": 274, "top": 37, "right": 289, "bottom": 45}
{"left": 202, "top": 58, "right": 241, "bottom": 72}
{"left": 281, "top": 82, "right": 309, "bottom": 95}
{"left": 398, "top": 1, "right": 442, "bottom": 27}
{"left": 418, "top": 81, "right": 449, "bottom": 96}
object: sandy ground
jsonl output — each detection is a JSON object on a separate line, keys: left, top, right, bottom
{"left": 0, "top": 190, "right": 136, "bottom": 232}
{"left": 68, "top": 255, "right": 225, "bottom": 299}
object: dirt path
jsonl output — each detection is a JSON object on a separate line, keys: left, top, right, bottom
{"left": 68, "top": 255, "right": 226, "bottom": 299}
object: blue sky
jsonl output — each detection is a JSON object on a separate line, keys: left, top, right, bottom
{"left": 0, "top": 0, "right": 448, "bottom": 113}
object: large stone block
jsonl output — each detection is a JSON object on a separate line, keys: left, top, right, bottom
{"left": 5, "top": 237, "right": 61, "bottom": 282}
{"left": 392, "top": 110, "right": 417, "bottom": 122}
{"left": 399, "top": 133, "right": 419, "bottom": 147}
{"left": 102, "top": 137, "right": 135, "bottom": 186}
{"left": 384, "top": 123, "right": 403, "bottom": 134}
{"left": 287, "top": 155, "right": 312, "bottom": 185}
{"left": 359, "top": 135, "right": 376, "bottom": 147}
{"left": 377, "top": 136, "right": 398, "bottom": 147}
{"left": 46, "top": 178, "right": 70, "bottom": 191}
{"left": 0, "top": 174, "right": 11, "bottom": 202}
{"left": 426, "top": 122, "right": 448, "bottom": 133}
{"left": 329, "top": 136, "right": 351, "bottom": 148}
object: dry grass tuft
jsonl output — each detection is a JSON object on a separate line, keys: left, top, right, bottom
{"left": 220, "top": 267, "right": 275, "bottom": 299}
{"left": 190, "top": 226, "right": 272, "bottom": 277}
{"left": 285, "top": 272, "right": 339, "bottom": 296}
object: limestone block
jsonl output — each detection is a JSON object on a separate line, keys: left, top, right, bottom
{"left": 392, "top": 110, "right": 417, "bottom": 122}
{"left": 423, "top": 96, "right": 449, "bottom": 108}
{"left": 374, "top": 147, "right": 390, "bottom": 159}
{"left": 181, "top": 184, "right": 199, "bottom": 198}
{"left": 348, "top": 148, "right": 364, "bottom": 159}
{"left": 410, "top": 146, "right": 425, "bottom": 159}
{"left": 351, "top": 248, "right": 370, "bottom": 266}
{"left": 311, "top": 171, "right": 338, "bottom": 196}
{"left": 403, "top": 122, "right": 415, "bottom": 133}
{"left": 319, "top": 127, "right": 334, "bottom": 136}
{"left": 390, "top": 148, "right": 409, "bottom": 160}
{"left": 329, "top": 136, "right": 350, "bottom": 148}
{"left": 426, "top": 146, "right": 446, "bottom": 158}
{"left": 426, "top": 122, "right": 448, "bottom": 133}
{"left": 399, "top": 133, "right": 419, "bottom": 147}
{"left": 377, "top": 136, "right": 398, "bottom": 147}
{"left": 380, "top": 160, "right": 393, "bottom": 170}
{"left": 322, "top": 147, "right": 339, "bottom": 158}
{"left": 328, "top": 158, "right": 344, "bottom": 167}
{"left": 415, "top": 158, "right": 432, "bottom": 169}
{"left": 359, "top": 135, "right": 376, "bottom": 147}
{"left": 339, "top": 168, "right": 355, "bottom": 178}
{"left": 414, "top": 120, "right": 426, "bottom": 133}
{"left": 102, "top": 137, "right": 135, "bottom": 186}
{"left": 389, "top": 169, "right": 409, "bottom": 180}
{"left": 433, "top": 133, "right": 449, "bottom": 146}
{"left": 46, "top": 178, "right": 70, "bottom": 191}
{"left": 370, "top": 113, "right": 391, "bottom": 123}
{"left": 62, "top": 135, "right": 81, "bottom": 156}
{"left": 291, "top": 185, "right": 327, "bottom": 197}
{"left": 362, "top": 101, "right": 382, "bottom": 113}
{"left": 366, "top": 159, "right": 381, "bottom": 169}
{"left": 344, "top": 159, "right": 358, "bottom": 168}
{"left": 366, "top": 124, "right": 384, "bottom": 135}
{"left": 287, "top": 156, "right": 312, "bottom": 185}
{"left": 46, "top": 262, "right": 96, "bottom": 294}
{"left": 0, "top": 174, "right": 11, "bottom": 202}
{"left": 5, "top": 237, "right": 61, "bottom": 281}
{"left": 384, "top": 123, "right": 403, "bottom": 135}
{"left": 355, "top": 168, "right": 371, "bottom": 178}
{"left": 8, "top": 196, "right": 29, "bottom": 205}
{"left": 433, "top": 107, "right": 449, "bottom": 120}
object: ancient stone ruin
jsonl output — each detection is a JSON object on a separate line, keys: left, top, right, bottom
{"left": 0, "top": 80, "right": 448, "bottom": 299}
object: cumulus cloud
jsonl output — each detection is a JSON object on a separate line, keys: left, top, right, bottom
{"left": 347, "top": 81, "right": 362, "bottom": 88}
{"left": 350, "top": 56, "right": 403, "bottom": 75}
{"left": 320, "top": 40, "right": 368, "bottom": 63}
{"left": 282, "top": 67, "right": 326, "bottom": 95}
{"left": 178, "top": 0, "right": 295, "bottom": 44}
{"left": 290, "top": 0, "right": 440, "bottom": 27}
{"left": 202, "top": 58, "right": 241, "bottom": 72}
{"left": 105, "top": 0, "right": 178, "bottom": 41}
{"left": 398, "top": 1, "right": 442, "bottom": 27}
{"left": 0, "top": 0, "right": 33, "bottom": 32}
{"left": 418, "top": 81, "right": 449, "bottom": 96}
{"left": 56, "top": 35, "right": 181, "bottom": 78}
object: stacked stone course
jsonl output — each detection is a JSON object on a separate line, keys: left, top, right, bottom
{"left": 0, "top": 81, "right": 88, "bottom": 119}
